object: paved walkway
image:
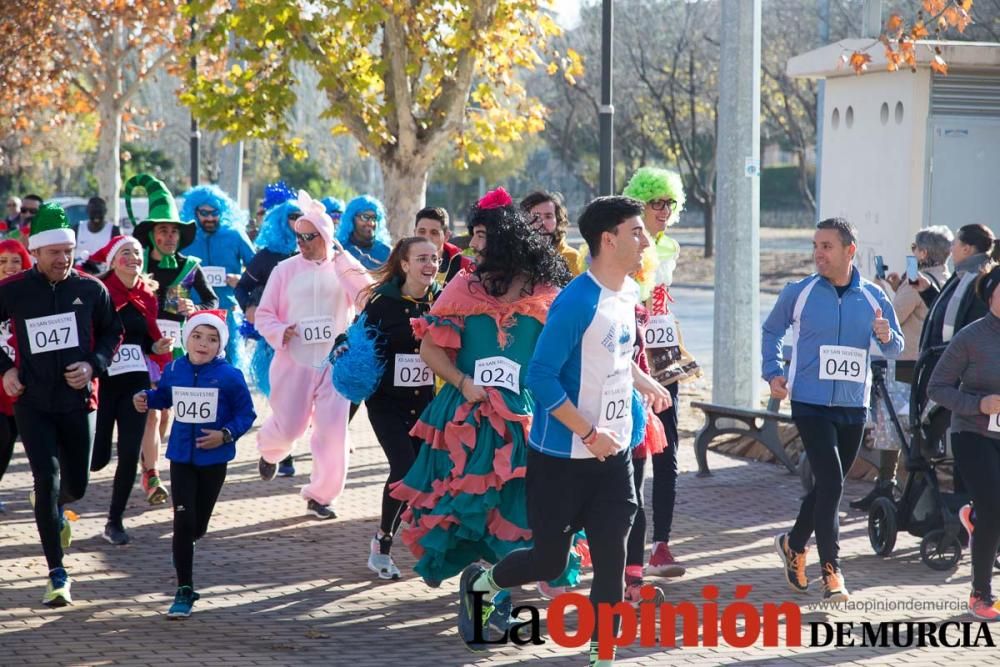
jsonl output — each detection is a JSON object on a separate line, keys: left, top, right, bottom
{"left": 0, "top": 393, "right": 992, "bottom": 666}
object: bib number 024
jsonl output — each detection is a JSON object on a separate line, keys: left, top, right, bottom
{"left": 473, "top": 356, "right": 521, "bottom": 394}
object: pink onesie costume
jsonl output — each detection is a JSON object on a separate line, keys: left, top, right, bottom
{"left": 254, "top": 194, "right": 373, "bottom": 506}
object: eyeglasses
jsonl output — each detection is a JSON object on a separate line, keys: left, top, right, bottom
{"left": 356, "top": 213, "right": 377, "bottom": 223}
{"left": 287, "top": 212, "right": 303, "bottom": 222}
{"left": 195, "top": 208, "right": 220, "bottom": 217}
{"left": 648, "top": 199, "right": 677, "bottom": 211}
{"left": 295, "top": 232, "right": 321, "bottom": 242}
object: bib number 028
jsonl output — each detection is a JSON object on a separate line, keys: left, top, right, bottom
{"left": 644, "top": 314, "right": 677, "bottom": 349}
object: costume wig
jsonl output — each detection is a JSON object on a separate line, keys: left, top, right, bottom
{"left": 0, "top": 238, "right": 32, "bottom": 269}
{"left": 468, "top": 192, "right": 572, "bottom": 298}
{"left": 255, "top": 200, "right": 301, "bottom": 255}
{"left": 621, "top": 167, "right": 686, "bottom": 226}
{"left": 337, "top": 195, "right": 391, "bottom": 247}
{"left": 322, "top": 196, "right": 345, "bottom": 216}
{"left": 181, "top": 184, "right": 247, "bottom": 232}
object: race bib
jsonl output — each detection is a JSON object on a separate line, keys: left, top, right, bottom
{"left": 394, "top": 353, "right": 433, "bottom": 387}
{"left": 299, "top": 316, "right": 335, "bottom": 345}
{"left": 202, "top": 266, "right": 227, "bottom": 289}
{"left": 172, "top": 387, "right": 219, "bottom": 424}
{"left": 25, "top": 312, "right": 79, "bottom": 355}
{"left": 474, "top": 356, "right": 521, "bottom": 394}
{"left": 0, "top": 321, "right": 15, "bottom": 362}
{"left": 157, "top": 319, "right": 184, "bottom": 351}
{"left": 644, "top": 314, "right": 678, "bottom": 349}
{"left": 989, "top": 412, "right": 1000, "bottom": 434}
{"left": 107, "top": 344, "right": 147, "bottom": 377}
{"left": 818, "top": 345, "right": 867, "bottom": 383}
{"left": 598, "top": 370, "right": 632, "bottom": 430}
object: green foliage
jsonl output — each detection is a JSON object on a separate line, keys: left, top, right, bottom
{"left": 121, "top": 142, "right": 178, "bottom": 190}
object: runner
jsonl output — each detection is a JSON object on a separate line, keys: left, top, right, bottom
{"left": 413, "top": 206, "right": 473, "bottom": 285}
{"left": 0, "top": 203, "right": 123, "bottom": 606}
{"left": 124, "top": 173, "right": 219, "bottom": 507}
{"left": 336, "top": 195, "right": 392, "bottom": 269}
{"left": 255, "top": 191, "right": 372, "bottom": 519}
{"left": 0, "top": 239, "right": 32, "bottom": 514}
{"left": 88, "top": 235, "right": 174, "bottom": 545}
{"left": 332, "top": 237, "right": 441, "bottom": 579}
{"left": 133, "top": 309, "right": 256, "bottom": 618}
{"left": 455, "top": 195, "right": 671, "bottom": 666}
{"left": 520, "top": 191, "right": 583, "bottom": 276}
{"left": 763, "top": 217, "right": 903, "bottom": 604}
{"left": 181, "top": 185, "right": 256, "bottom": 366}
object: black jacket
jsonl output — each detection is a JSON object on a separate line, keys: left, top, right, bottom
{"left": 919, "top": 253, "right": 991, "bottom": 351}
{"left": 0, "top": 267, "right": 123, "bottom": 412}
{"left": 235, "top": 249, "right": 293, "bottom": 311}
{"left": 149, "top": 254, "right": 219, "bottom": 322}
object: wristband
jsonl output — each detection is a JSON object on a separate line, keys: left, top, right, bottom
{"left": 581, "top": 426, "right": 597, "bottom": 446}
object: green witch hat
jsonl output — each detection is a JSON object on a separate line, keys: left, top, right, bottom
{"left": 124, "top": 173, "right": 196, "bottom": 252}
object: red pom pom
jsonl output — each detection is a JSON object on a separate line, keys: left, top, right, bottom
{"left": 477, "top": 186, "right": 513, "bottom": 210}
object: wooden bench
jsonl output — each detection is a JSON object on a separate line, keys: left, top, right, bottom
{"left": 691, "top": 397, "right": 796, "bottom": 477}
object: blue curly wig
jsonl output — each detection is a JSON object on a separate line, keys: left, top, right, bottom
{"left": 263, "top": 181, "right": 296, "bottom": 211}
{"left": 322, "top": 196, "right": 345, "bottom": 216}
{"left": 255, "top": 200, "right": 301, "bottom": 254}
{"left": 181, "top": 184, "right": 247, "bottom": 232}
{"left": 337, "top": 195, "right": 392, "bottom": 247}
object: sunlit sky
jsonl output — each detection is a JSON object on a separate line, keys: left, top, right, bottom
{"left": 552, "top": 0, "right": 583, "bottom": 28}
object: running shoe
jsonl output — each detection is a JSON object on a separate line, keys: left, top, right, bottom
{"left": 457, "top": 564, "right": 494, "bottom": 651}
{"left": 143, "top": 469, "right": 169, "bottom": 505}
{"left": 624, "top": 578, "right": 666, "bottom": 606}
{"left": 487, "top": 590, "right": 515, "bottom": 633}
{"left": 367, "top": 538, "right": 401, "bottom": 580}
{"left": 969, "top": 593, "right": 1000, "bottom": 621}
{"left": 646, "top": 541, "right": 686, "bottom": 577}
{"left": 258, "top": 456, "right": 277, "bottom": 481}
{"left": 536, "top": 581, "right": 566, "bottom": 599}
{"left": 103, "top": 521, "right": 130, "bottom": 546}
{"left": 42, "top": 568, "right": 72, "bottom": 607}
{"left": 774, "top": 533, "right": 809, "bottom": 593}
{"left": 167, "top": 586, "right": 200, "bottom": 619}
{"left": 306, "top": 499, "right": 336, "bottom": 520}
{"left": 959, "top": 503, "right": 974, "bottom": 544}
{"left": 821, "top": 563, "right": 850, "bottom": 604}
{"left": 277, "top": 455, "right": 296, "bottom": 477}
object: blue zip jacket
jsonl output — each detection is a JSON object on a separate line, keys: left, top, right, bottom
{"left": 761, "top": 267, "right": 904, "bottom": 408}
{"left": 186, "top": 226, "right": 256, "bottom": 309}
{"left": 144, "top": 355, "right": 256, "bottom": 466}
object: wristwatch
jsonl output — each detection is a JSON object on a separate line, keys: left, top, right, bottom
{"left": 221, "top": 427, "right": 234, "bottom": 444}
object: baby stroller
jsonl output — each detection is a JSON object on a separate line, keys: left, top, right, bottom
{"left": 866, "top": 346, "right": 970, "bottom": 570}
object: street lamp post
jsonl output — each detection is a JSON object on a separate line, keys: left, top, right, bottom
{"left": 598, "top": 0, "right": 614, "bottom": 196}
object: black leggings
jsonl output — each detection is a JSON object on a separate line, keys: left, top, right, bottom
{"left": 627, "top": 454, "right": 647, "bottom": 568}
{"left": 90, "top": 375, "right": 150, "bottom": 523}
{"left": 788, "top": 416, "right": 865, "bottom": 568}
{"left": 15, "top": 403, "right": 96, "bottom": 570}
{"left": 491, "top": 449, "right": 637, "bottom": 640}
{"left": 170, "top": 461, "right": 227, "bottom": 588}
{"left": 366, "top": 401, "right": 422, "bottom": 537}
{"left": 952, "top": 432, "right": 1000, "bottom": 597}
{"left": 0, "top": 413, "right": 17, "bottom": 483}
{"left": 651, "top": 382, "right": 680, "bottom": 543}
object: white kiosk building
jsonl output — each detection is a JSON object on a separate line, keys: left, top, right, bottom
{"left": 788, "top": 39, "right": 1000, "bottom": 277}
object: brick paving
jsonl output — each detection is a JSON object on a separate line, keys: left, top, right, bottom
{"left": 0, "top": 391, "right": 994, "bottom": 666}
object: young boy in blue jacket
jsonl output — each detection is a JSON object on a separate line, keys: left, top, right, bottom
{"left": 133, "top": 309, "right": 256, "bottom": 619}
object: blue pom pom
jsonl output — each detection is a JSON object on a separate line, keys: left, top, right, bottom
{"left": 250, "top": 340, "right": 275, "bottom": 397}
{"left": 331, "top": 313, "right": 384, "bottom": 403}
{"left": 239, "top": 319, "right": 262, "bottom": 341}
{"left": 262, "top": 181, "right": 296, "bottom": 211}
{"left": 630, "top": 388, "right": 647, "bottom": 449}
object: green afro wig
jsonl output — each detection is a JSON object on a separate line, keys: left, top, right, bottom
{"left": 622, "top": 166, "right": 685, "bottom": 226}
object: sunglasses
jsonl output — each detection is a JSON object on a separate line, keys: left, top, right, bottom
{"left": 287, "top": 212, "right": 303, "bottom": 222}
{"left": 356, "top": 213, "right": 377, "bottom": 223}
{"left": 21, "top": 207, "right": 38, "bottom": 214}
{"left": 295, "top": 232, "right": 321, "bottom": 243}
{"left": 196, "top": 208, "right": 220, "bottom": 217}
{"left": 648, "top": 199, "right": 677, "bottom": 211}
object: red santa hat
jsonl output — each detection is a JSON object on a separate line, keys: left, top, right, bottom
{"left": 88, "top": 235, "right": 142, "bottom": 266}
{"left": 182, "top": 309, "right": 229, "bottom": 356}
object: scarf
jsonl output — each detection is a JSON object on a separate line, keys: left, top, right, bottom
{"left": 103, "top": 271, "right": 170, "bottom": 366}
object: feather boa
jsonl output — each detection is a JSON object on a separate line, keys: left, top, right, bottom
{"left": 330, "top": 313, "right": 384, "bottom": 403}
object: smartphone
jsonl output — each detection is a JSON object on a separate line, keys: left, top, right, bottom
{"left": 906, "top": 255, "right": 919, "bottom": 283}
{"left": 874, "top": 255, "right": 886, "bottom": 280}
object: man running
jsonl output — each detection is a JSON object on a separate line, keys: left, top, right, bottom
{"left": 763, "top": 217, "right": 903, "bottom": 604}
{"left": 0, "top": 203, "right": 123, "bottom": 606}
{"left": 456, "top": 196, "right": 671, "bottom": 666}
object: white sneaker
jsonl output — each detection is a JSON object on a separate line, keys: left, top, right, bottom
{"left": 367, "top": 538, "right": 401, "bottom": 580}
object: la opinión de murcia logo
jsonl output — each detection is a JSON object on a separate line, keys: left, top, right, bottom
{"left": 470, "top": 585, "right": 996, "bottom": 659}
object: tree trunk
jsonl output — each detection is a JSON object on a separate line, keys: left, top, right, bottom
{"left": 95, "top": 93, "right": 122, "bottom": 227}
{"left": 381, "top": 160, "right": 429, "bottom": 241}
{"left": 703, "top": 200, "right": 715, "bottom": 258}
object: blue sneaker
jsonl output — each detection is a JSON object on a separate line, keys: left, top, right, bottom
{"left": 42, "top": 568, "right": 72, "bottom": 607}
{"left": 488, "top": 590, "right": 514, "bottom": 633}
{"left": 277, "top": 456, "right": 295, "bottom": 477}
{"left": 167, "top": 586, "right": 200, "bottom": 619}
{"left": 458, "top": 564, "right": 495, "bottom": 651}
